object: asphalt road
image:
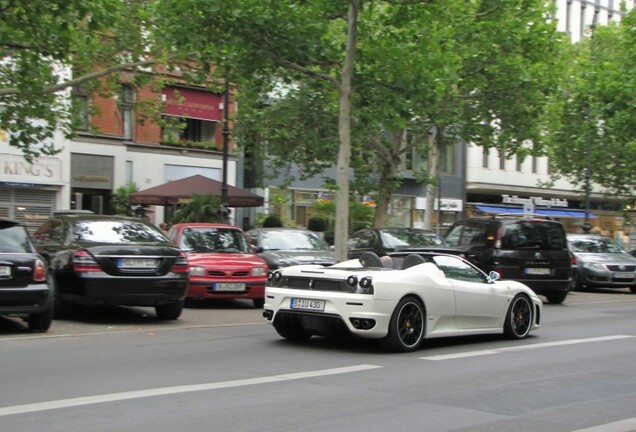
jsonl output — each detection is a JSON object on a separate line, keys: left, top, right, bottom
{"left": 1, "top": 288, "right": 636, "bottom": 432}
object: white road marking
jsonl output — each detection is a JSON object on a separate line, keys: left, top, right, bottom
{"left": 0, "top": 364, "right": 382, "bottom": 418}
{"left": 570, "top": 417, "right": 636, "bottom": 432}
{"left": 419, "top": 335, "right": 634, "bottom": 361}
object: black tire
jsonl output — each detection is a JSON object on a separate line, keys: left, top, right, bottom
{"left": 155, "top": 300, "right": 184, "bottom": 320}
{"left": 28, "top": 308, "right": 53, "bottom": 332}
{"left": 504, "top": 294, "right": 533, "bottom": 339}
{"left": 545, "top": 290, "right": 568, "bottom": 304}
{"left": 380, "top": 296, "right": 425, "bottom": 352}
{"left": 273, "top": 314, "right": 311, "bottom": 341}
{"left": 630, "top": 286, "right": 636, "bottom": 294}
{"left": 253, "top": 298, "right": 265, "bottom": 308}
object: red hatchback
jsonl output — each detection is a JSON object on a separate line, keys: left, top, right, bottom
{"left": 168, "top": 223, "right": 268, "bottom": 308}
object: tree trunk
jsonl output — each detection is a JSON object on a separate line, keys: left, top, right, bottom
{"left": 333, "top": 0, "right": 359, "bottom": 263}
{"left": 423, "top": 129, "right": 439, "bottom": 230}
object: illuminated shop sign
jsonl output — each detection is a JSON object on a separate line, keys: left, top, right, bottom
{"left": 501, "top": 194, "right": 568, "bottom": 208}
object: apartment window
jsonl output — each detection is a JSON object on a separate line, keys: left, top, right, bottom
{"left": 482, "top": 148, "right": 489, "bottom": 168}
{"left": 499, "top": 150, "right": 506, "bottom": 170}
{"left": 440, "top": 142, "right": 455, "bottom": 175}
{"left": 532, "top": 155, "right": 538, "bottom": 174}
{"left": 73, "top": 84, "right": 90, "bottom": 131}
{"left": 516, "top": 156, "right": 523, "bottom": 172}
{"left": 119, "top": 84, "right": 135, "bottom": 140}
{"left": 161, "top": 116, "right": 217, "bottom": 144}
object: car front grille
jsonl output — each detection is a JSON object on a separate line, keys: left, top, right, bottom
{"left": 606, "top": 265, "right": 636, "bottom": 272}
{"left": 208, "top": 270, "right": 250, "bottom": 277}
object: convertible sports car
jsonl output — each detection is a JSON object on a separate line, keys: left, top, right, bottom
{"left": 263, "top": 251, "right": 542, "bottom": 352}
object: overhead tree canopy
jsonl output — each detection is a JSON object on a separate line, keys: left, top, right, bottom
{"left": 545, "top": 8, "right": 636, "bottom": 200}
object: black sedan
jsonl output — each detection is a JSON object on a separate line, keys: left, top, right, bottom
{"left": 0, "top": 218, "right": 53, "bottom": 332}
{"left": 245, "top": 227, "right": 336, "bottom": 270}
{"left": 33, "top": 214, "right": 189, "bottom": 320}
{"left": 347, "top": 227, "right": 456, "bottom": 259}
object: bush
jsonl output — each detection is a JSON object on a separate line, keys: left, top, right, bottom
{"left": 262, "top": 214, "right": 283, "bottom": 227}
{"left": 307, "top": 216, "right": 328, "bottom": 232}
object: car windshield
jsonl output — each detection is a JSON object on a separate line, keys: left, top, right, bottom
{"left": 72, "top": 220, "right": 168, "bottom": 243}
{"left": 180, "top": 227, "right": 249, "bottom": 253}
{"left": 0, "top": 221, "right": 32, "bottom": 253}
{"left": 261, "top": 230, "right": 329, "bottom": 251}
{"left": 501, "top": 221, "right": 566, "bottom": 250}
{"left": 569, "top": 237, "right": 624, "bottom": 254}
{"left": 380, "top": 229, "right": 445, "bottom": 248}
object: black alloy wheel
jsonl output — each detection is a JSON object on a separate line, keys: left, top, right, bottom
{"left": 380, "top": 296, "right": 425, "bottom": 352}
{"left": 504, "top": 294, "right": 533, "bottom": 339}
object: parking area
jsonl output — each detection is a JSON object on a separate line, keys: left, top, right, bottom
{"left": 0, "top": 289, "right": 635, "bottom": 340}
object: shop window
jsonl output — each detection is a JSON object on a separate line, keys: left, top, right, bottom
{"left": 119, "top": 84, "right": 135, "bottom": 139}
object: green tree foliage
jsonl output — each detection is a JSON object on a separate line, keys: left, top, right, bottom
{"left": 545, "top": 9, "right": 636, "bottom": 197}
{"left": 0, "top": 0, "right": 179, "bottom": 161}
{"left": 111, "top": 183, "right": 139, "bottom": 216}
{"left": 170, "top": 194, "right": 222, "bottom": 224}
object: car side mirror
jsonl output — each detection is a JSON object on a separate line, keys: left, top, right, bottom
{"left": 488, "top": 270, "right": 500, "bottom": 282}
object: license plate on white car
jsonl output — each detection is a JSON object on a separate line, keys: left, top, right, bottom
{"left": 213, "top": 282, "right": 246, "bottom": 291}
{"left": 290, "top": 298, "right": 325, "bottom": 311}
{"left": 117, "top": 258, "right": 158, "bottom": 268}
{"left": 0, "top": 266, "right": 10, "bottom": 277}
{"left": 612, "top": 272, "right": 634, "bottom": 279}
{"left": 524, "top": 268, "right": 551, "bottom": 275}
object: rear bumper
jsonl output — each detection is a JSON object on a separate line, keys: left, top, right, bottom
{"left": 0, "top": 283, "right": 52, "bottom": 315}
{"left": 70, "top": 275, "right": 188, "bottom": 306}
{"left": 516, "top": 279, "right": 570, "bottom": 294}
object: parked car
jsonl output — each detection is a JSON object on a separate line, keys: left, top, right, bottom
{"left": 0, "top": 218, "right": 53, "bottom": 332}
{"left": 444, "top": 215, "right": 571, "bottom": 304}
{"left": 33, "top": 214, "right": 189, "bottom": 320}
{"left": 167, "top": 223, "right": 268, "bottom": 308}
{"left": 245, "top": 227, "right": 336, "bottom": 270}
{"left": 347, "top": 227, "right": 456, "bottom": 259}
{"left": 568, "top": 234, "right": 636, "bottom": 292}
{"left": 263, "top": 251, "right": 542, "bottom": 352}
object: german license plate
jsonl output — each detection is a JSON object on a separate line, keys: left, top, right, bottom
{"left": 290, "top": 298, "right": 325, "bottom": 311}
{"left": 525, "top": 268, "right": 551, "bottom": 275}
{"left": 117, "top": 258, "right": 158, "bottom": 268}
{"left": 0, "top": 266, "right": 10, "bottom": 277}
{"left": 612, "top": 272, "right": 634, "bottom": 279}
{"left": 213, "top": 282, "right": 246, "bottom": 291}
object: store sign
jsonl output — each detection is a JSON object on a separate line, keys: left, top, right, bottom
{"left": 502, "top": 194, "right": 568, "bottom": 208}
{"left": 415, "top": 197, "right": 463, "bottom": 212}
{"left": 162, "top": 87, "right": 223, "bottom": 121}
{"left": 1, "top": 153, "right": 63, "bottom": 184}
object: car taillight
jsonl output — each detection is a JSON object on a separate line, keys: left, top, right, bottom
{"left": 73, "top": 250, "right": 101, "bottom": 272}
{"left": 33, "top": 259, "right": 47, "bottom": 282}
{"left": 570, "top": 252, "right": 577, "bottom": 265}
{"left": 170, "top": 252, "right": 189, "bottom": 274}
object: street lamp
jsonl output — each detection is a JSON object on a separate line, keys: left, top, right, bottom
{"left": 220, "top": 78, "right": 230, "bottom": 223}
{"left": 583, "top": 8, "right": 599, "bottom": 234}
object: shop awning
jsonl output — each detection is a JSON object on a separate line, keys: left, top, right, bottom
{"left": 474, "top": 205, "right": 596, "bottom": 219}
{"left": 161, "top": 87, "right": 223, "bottom": 121}
{"left": 130, "top": 175, "right": 264, "bottom": 207}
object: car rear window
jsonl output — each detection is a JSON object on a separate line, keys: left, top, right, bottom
{"left": 500, "top": 221, "right": 566, "bottom": 250}
{"left": 73, "top": 220, "right": 168, "bottom": 243}
{"left": 0, "top": 221, "right": 32, "bottom": 253}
